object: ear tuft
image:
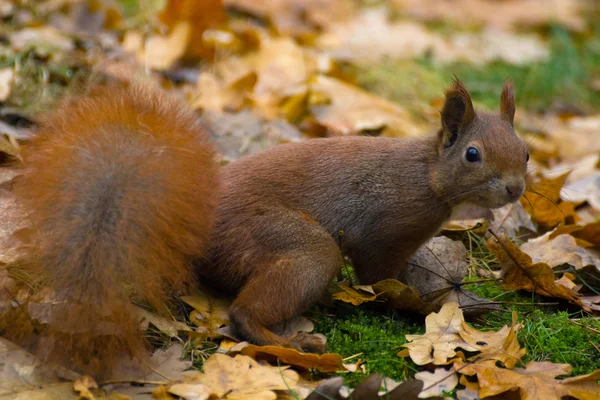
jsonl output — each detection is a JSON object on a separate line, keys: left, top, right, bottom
{"left": 440, "top": 77, "right": 475, "bottom": 147}
{"left": 500, "top": 79, "right": 515, "bottom": 126}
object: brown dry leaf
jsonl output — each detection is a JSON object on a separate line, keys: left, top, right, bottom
{"left": 317, "top": 8, "right": 548, "bottom": 65}
{"left": 403, "top": 302, "right": 477, "bottom": 365}
{"left": 371, "top": 279, "right": 434, "bottom": 314}
{"left": 458, "top": 314, "right": 525, "bottom": 369}
{"left": 136, "top": 307, "right": 191, "bottom": 337}
{"left": 236, "top": 344, "right": 346, "bottom": 373}
{"left": 309, "top": 75, "right": 421, "bottom": 137}
{"left": 443, "top": 218, "right": 486, "bottom": 233}
{"left": 159, "top": 0, "right": 226, "bottom": 60}
{"left": 521, "top": 172, "right": 579, "bottom": 229}
{"left": 487, "top": 233, "right": 584, "bottom": 306}
{"left": 392, "top": 0, "right": 586, "bottom": 32}
{"left": 137, "top": 22, "right": 190, "bottom": 70}
{"left": 573, "top": 221, "right": 600, "bottom": 247}
{"left": 402, "top": 236, "right": 498, "bottom": 315}
{"left": 332, "top": 283, "right": 378, "bottom": 306}
{"left": 224, "top": 0, "right": 355, "bottom": 38}
{"left": 193, "top": 37, "right": 318, "bottom": 120}
{"left": 0, "top": 337, "right": 80, "bottom": 399}
{"left": 249, "top": 38, "right": 316, "bottom": 119}
{"left": 415, "top": 367, "right": 458, "bottom": 399}
{"left": 181, "top": 292, "right": 231, "bottom": 340}
{"left": 540, "top": 115, "right": 600, "bottom": 161}
{"left": 489, "top": 202, "right": 536, "bottom": 238}
{"left": 73, "top": 376, "right": 98, "bottom": 400}
{"left": 457, "top": 359, "right": 600, "bottom": 400}
{"left": 168, "top": 383, "right": 210, "bottom": 400}
{"left": 0, "top": 68, "right": 14, "bottom": 102}
{"left": 521, "top": 233, "right": 600, "bottom": 270}
{"left": 9, "top": 27, "right": 74, "bottom": 56}
{"left": 181, "top": 353, "right": 299, "bottom": 399}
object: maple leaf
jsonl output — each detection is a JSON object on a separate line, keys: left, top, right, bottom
{"left": 457, "top": 360, "right": 600, "bottom": 400}
{"left": 403, "top": 302, "right": 477, "bottom": 365}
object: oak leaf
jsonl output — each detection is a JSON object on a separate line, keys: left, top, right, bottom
{"left": 179, "top": 353, "right": 299, "bottom": 400}
{"left": 458, "top": 316, "right": 525, "bottom": 369}
{"left": 403, "top": 302, "right": 477, "bottom": 365}
{"left": 415, "top": 367, "right": 458, "bottom": 398}
{"left": 457, "top": 359, "right": 600, "bottom": 400}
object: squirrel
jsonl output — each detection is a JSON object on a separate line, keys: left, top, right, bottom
{"left": 2, "top": 78, "right": 527, "bottom": 373}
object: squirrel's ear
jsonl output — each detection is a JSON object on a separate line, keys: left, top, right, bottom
{"left": 500, "top": 79, "right": 515, "bottom": 126}
{"left": 440, "top": 78, "right": 475, "bottom": 147}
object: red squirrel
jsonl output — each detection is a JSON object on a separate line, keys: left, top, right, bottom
{"left": 3, "top": 79, "right": 527, "bottom": 372}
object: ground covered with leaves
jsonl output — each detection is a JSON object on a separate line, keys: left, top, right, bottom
{"left": 1, "top": 0, "right": 600, "bottom": 399}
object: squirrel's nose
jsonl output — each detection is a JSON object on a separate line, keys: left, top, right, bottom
{"left": 506, "top": 183, "right": 524, "bottom": 199}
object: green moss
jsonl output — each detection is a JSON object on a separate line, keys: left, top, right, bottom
{"left": 312, "top": 304, "right": 423, "bottom": 384}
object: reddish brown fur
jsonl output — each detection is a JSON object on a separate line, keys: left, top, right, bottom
{"left": 3, "top": 79, "right": 527, "bottom": 370}
{"left": 8, "top": 84, "right": 218, "bottom": 373}
{"left": 196, "top": 79, "right": 528, "bottom": 351}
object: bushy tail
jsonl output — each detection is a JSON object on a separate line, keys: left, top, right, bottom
{"left": 8, "top": 83, "right": 219, "bottom": 373}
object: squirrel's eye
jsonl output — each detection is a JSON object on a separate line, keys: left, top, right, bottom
{"left": 526, "top": 152, "right": 530, "bottom": 162}
{"left": 465, "top": 147, "right": 480, "bottom": 162}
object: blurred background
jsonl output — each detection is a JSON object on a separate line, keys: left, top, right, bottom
{"left": 0, "top": 0, "right": 599, "bottom": 211}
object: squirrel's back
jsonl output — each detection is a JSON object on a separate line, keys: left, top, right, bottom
{"left": 10, "top": 83, "right": 219, "bottom": 372}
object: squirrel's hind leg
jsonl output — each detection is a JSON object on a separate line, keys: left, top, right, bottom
{"left": 227, "top": 217, "right": 343, "bottom": 353}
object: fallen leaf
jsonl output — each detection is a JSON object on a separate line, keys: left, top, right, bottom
{"left": 0, "top": 68, "right": 14, "bottom": 102}
{"left": 332, "top": 283, "right": 378, "bottom": 306}
{"left": 458, "top": 313, "right": 525, "bottom": 369}
{"left": 489, "top": 202, "right": 536, "bottom": 238}
{"left": 458, "top": 359, "right": 600, "bottom": 400}
{"left": 160, "top": 0, "right": 226, "bottom": 60}
{"left": 236, "top": 344, "right": 344, "bottom": 373}
{"left": 168, "top": 383, "right": 210, "bottom": 400}
{"left": 392, "top": 0, "right": 586, "bottom": 32}
{"left": 136, "top": 307, "right": 191, "bottom": 337}
{"left": 487, "top": 233, "right": 589, "bottom": 308}
{"left": 181, "top": 291, "right": 231, "bottom": 339}
{"left": 9, "top": 27, "right": 74, "bottom": 56}
{"left": 224, "top": 0, "right": 355, "bottom": 38}
{"left": 521, "top": 172, "right": 580, "bottom": 229}
{"left": 371, "top": 279, "right": 434, "bottom": 314}
{"left": 73, "top": 376, "right": 98, "bottom": 400}
{"left": 415, "top": 367, "right": 458, "bottom": 399}
{"left": 309, "top": 75, "right": 421, "bottom": 137}
{"left": 520, "top": 233, "right": 600, "bottom": 270}
{"left": 142, "top": 22, "right": 190, "bottom": 70}
{"left": 183, "top": 354, "right": 299, "bottom": 399}
{"left": 0, "top": 337, "right": 80, "bottom": 398}
{"left": 403, "top": 302, "right": 477, "bottom": 365}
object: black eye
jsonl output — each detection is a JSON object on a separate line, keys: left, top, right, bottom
{"left": 465, "top": 147, "right": 480, "bottom": 162}
{"left": 526, "top": 152, "right": 530, "bottom": 162}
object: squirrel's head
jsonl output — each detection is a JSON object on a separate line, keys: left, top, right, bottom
{"left": 435, "top": 78, "right": 528, "bottom": 209}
